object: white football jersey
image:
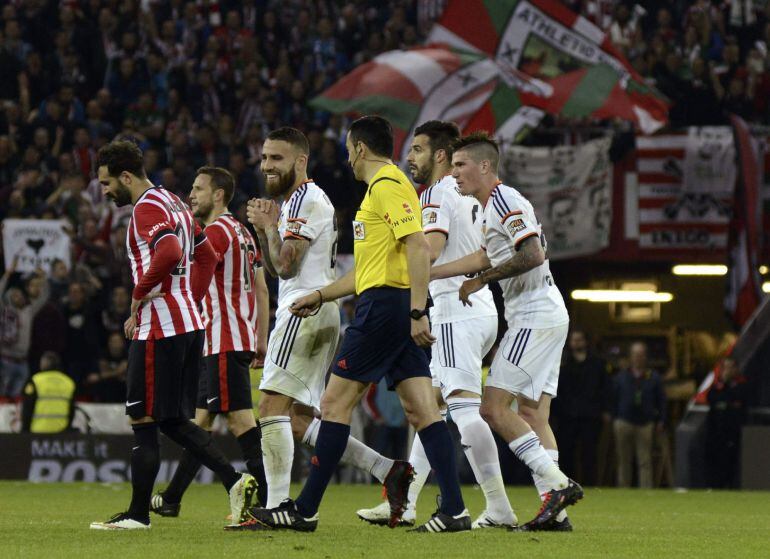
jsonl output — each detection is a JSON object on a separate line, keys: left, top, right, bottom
{"left": 420, "top": 175, "right": 496, "bottom": 323}
{"left": 483, "top": 183, "right": 569, "bottom": 329}
{"left": 276, "top": 180, "right": 337, "bottom": 311}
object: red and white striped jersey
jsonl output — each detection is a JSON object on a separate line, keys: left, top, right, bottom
{"left": 200, "top": 212, "right": 260, "bottom": 356}
{"left": 127, "top": 187, "right": 205, "bottom": 340}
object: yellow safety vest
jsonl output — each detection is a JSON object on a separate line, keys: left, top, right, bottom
{"left": 27, "top": 371, "right": 75, "bottom": 433}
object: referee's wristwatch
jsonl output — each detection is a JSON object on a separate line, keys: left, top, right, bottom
{"left": 409, "top": 308, "right": 428, "bottom": 320}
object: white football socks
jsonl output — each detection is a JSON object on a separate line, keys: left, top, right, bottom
{"left": 447, "top": 397, "right": 515, "bottom": 524}
{"left": 259, "top": 416, "right": 294, "bottom": 508}
{"left": 509, "top": 431, "right": 568, "bottom": 490}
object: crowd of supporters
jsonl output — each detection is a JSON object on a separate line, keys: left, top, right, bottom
{"left": 0, "top": 1, "right": 755, "bottom": 485}
{"left": 0, "top": 0, "right": 756, "bottom": 399}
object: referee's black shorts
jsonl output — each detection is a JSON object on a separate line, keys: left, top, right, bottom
{"left": 125, "top": 330, "right": 203, "bottom": 420}
{"left": 331, "top": 287, "right": 430, "bottom": 389}
{"left": 196, "top": 350, "right": 254, "bottom": 413}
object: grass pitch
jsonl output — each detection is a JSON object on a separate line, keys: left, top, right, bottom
{"left": 1, "top": 482, "right": 768, "bottom": 558}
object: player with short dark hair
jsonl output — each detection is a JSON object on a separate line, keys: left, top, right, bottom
{"left": 90, "top": 141, "right": 257, "bottom": 530}
{"left": 246, "top": 116, "right": 470, "bottom": 533}
{"left": 431, "top": 131, "right": 583, "bottom": 531}
{"left": 149, "top": 165, "right": 271, "bottom": 517}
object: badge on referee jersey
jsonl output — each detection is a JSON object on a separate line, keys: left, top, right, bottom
{"left": 353, "top": 220, "right": 366, "bottom": 240}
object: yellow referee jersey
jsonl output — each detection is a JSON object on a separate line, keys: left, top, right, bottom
{"left": 353, "top": 164, "right": 422, "bottom": 294}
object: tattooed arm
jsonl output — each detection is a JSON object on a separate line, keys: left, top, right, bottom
{"left": 458, "top": 235, "right": 544, "bottom": 305}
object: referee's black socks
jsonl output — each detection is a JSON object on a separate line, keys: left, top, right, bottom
{"left": 296, "top": 420, "right": 350, "bottom": 518}
{"left": 418, "top": 420, "right": 465, "bottom": 516}
{"left": 127, "top": 423, "right": 160, "bottom": 522}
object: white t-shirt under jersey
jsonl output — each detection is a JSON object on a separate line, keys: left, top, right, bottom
{"left": 482, "top": 182, "right": 569, "bottom": 329}
{"left": 276, "top": 180, "right": 337, "bottom": 311}
{"left": 420, "top": 175, "right": 496, "bottom": 324}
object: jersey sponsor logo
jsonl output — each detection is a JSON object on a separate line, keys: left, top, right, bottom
{"left": 402, "top": 202, "right": 413, "bottom": 214}
{"left": 383, "top": 212, "right": 391, "bottom": 224}
{"left": 148, "top": 222, "right": 171, "bottom": 237}
{"left": 353, "top": 221, "right": 365, "bottom": 240}
{"left": 507, "top": 218, "right": 526, "bottom": 236}
{"left": 427, "top": 211, "right": 437, "bottom": 224}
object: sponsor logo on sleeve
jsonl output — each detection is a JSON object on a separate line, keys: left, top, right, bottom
{"left": 148, "top": 222, "right": 171, "bottom": 236}
{"left": 427, "top": 211, "right": 437, "bottom": 224}
{"left": 402, "top": 202, "right": 413, "bottom": 214}
{"left": 507, "top": 218, "right": 527, "bottom": 236}
{"left": 287, "top": 221, "right": 302, "bottom": 235}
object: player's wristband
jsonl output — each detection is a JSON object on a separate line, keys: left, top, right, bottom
{"left": 315, "top": 289, "right": 324, "bottom": 305}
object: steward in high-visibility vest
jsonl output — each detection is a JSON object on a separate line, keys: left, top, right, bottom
{"left": 21, "top": 361, "right": 75, "bottom": 433}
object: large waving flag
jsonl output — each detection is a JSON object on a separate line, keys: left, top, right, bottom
{"left": 311, "top": 46, "right": 545, "bottom": 160}
{"left": 429, "top": 0, "right": 668, "bottom": 132}
{"left": 311, "top": 0, "right": 668, "bottom": 159}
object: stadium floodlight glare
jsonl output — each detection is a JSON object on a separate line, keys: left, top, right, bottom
{"left": 571, "top": 289, "right": 674, "bottom": 303}
{"left": 760, "top": 265, "right": 769, "bottom": 275}
{"left": 763, "top": 282, "right": 770, "bottom": 293}
{"left": 671, "top": 264, "right": 727, "bottom": 276}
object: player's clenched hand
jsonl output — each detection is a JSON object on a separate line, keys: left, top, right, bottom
{"left": 411, "top": 315, "right": 436, "bottom": 347}
{"left": 289, "top": 291, "right": 322, "bottom": 317}
{"left": 459, "top": 277, "right": 483, "bottom": 306}
{"left": 247, "top": 198, "right": 276, "bottom": 230}
{"left": 265, "top": 200, "right": 280, "bottom": 224}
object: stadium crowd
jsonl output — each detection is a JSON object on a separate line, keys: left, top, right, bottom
{"left": 0, "top": 0, "right": 757, "bottom": 488}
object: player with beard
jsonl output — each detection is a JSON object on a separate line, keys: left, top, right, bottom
{"left": 90, "top": 141, "right": 257, "bottom": 530}
{"left": 227, "top": 127, "right": 412, "bottom": 530}
{"left": 150, "top": 166, "right": 270, "bottom": 517}
{"left": 357, "top": 121, "right": 516, "bottom": 528}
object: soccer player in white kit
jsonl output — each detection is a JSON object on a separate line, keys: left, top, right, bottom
{"left": 357, "top": 121, "right": 516, "bottom": 529}
{"left": 431, "top": 132, "right": 583, "bottom": 531}
{"left": 241, "top": 127, "right": 411, "bottom": 520}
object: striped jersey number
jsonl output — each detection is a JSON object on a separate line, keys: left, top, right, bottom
{"left": 172, "top": 223, "right": 195, "bottom": 276}
{"left": 237, "top": 225, "right": 256, "bottom": 293}
{"left": 240, "top": 242, "right": 253, "bottom": 292}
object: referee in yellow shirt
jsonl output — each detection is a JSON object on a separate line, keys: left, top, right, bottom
{"left": 246, "top": 116, "right": 470, "bottom": 533}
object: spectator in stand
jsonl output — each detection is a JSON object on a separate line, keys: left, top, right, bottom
{"left": 553, "top": 330, "right": 611, "bottom": 486}
{"left": 101, "top": 285, "right": 130, "bottom": 337}
{"left": 85, "top": 331, "right": 127, "bottom": 403}
{"left": 608, "top": 3, "right": 640, "bottom": 56}
{"left": 26, "top": 272, "right": 66, "bottom": 374}
{"left": 706, "top": 356, "right": 749, "bottom": 488}
{"left": 612, "top": 342, "right": 667, "bottom": 488}
{"left": 0, "top": 259, "right": 50, "bottom": 398}
{"left": 60, "top": 281, "right": 99, "bottom": 387}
